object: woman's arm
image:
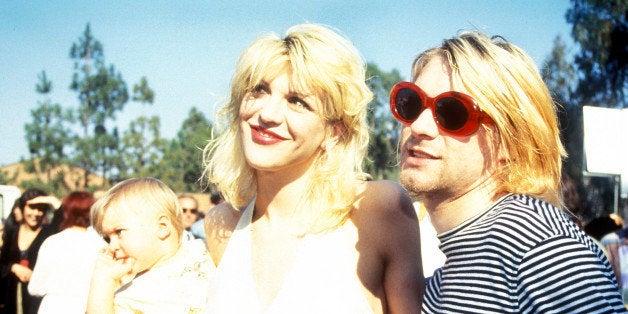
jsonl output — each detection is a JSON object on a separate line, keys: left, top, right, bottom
{"left": 358, "top": 180, "right": 424, "bottom": 313}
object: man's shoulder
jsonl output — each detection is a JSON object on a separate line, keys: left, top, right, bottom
{"left": 493, "top": 194, "right": 565, "bottom": 220}
{"left": 488, "top": 194, "right": 585, "bottom": 242}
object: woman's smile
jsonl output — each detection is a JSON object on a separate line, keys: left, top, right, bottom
{"left": 250, "top": 125, "right": 288, "bottom": 145}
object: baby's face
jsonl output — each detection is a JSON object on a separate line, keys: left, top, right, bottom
{"left": 101, "top": 204, "right": 162, "bottom": 273}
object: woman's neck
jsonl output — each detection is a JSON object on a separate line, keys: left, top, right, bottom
{"left": 255, "top": 169, "right": 312, "bottom": 220}
{"left": 21, "top": 222, "right": 42, "bottom": 232}
{"left": 18, "top": 223, "right": 42, "bottom": 251}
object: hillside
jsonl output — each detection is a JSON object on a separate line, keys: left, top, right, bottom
{"left": 0, "top": 161, "right": 213, "bottom": 214}
{"left": 0, "top": 161, "right": 105, "bottom": 190}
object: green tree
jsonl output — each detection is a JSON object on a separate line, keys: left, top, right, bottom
{"left": 543, "top": 35, "right": 581, "bottom": 180}
{"left": 542, "top": 36, "right": 586, "bottom": 217}
{"left": 24, "top": 70, "right": 74, "bottom": 191}
{"left": 543, "top": 36, "right": 578, "bottom": 105}
{"left": 558, "top": 0, "right": 628, "bottom": 219}
{"left": 69, "top": 24, "right": 129, "bottom": 186}
{"left": 364, "top": 63, "right": 404, "bottom": 180}
{"left": 0, "top": 169, "right": 18, "bottom": 185}
{"left": 119, "top": 116, "right": 167, "bottom": 179}
{"left": 132, "top": 76, "right": 155, "bottom": 103}
{"left": 114, "top": 77, "right": 158, "bottom": 180}
{"left": 566, "top": 0, "right": 627, "bottom": 107}
{"left": 158, "top": 107, "right": 213, "bottom": 192}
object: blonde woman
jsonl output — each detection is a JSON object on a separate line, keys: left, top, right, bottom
{"left": 203, "top": 24, "right": 423, "bottom": 313}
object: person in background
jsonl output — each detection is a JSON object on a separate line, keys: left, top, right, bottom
{"left": 1, "top": 200, "right": 23, "bottom": 250}
{"left": 202, "top": 23, "right": 422, "bottom": 313}
{"left": 585, "top": 214, "right": 624, "bottom": 242}
{"left": 87, "top": 177, "right": 213, "bottom": 314}
{"left": 28, "top": 191, "right": 105, "bottom": 313}
{"left": 598, "top": 216, "right": 628, "bottom": 305}
{"left": 177, "top": 194, "right": 201, "bottom": 241}
{"left": 393, "top": 30, "right": 626, "bottom": 312}
{"left": 190, "top": 191, "right": 224, "bottom": 241}
{"left": 0, "top": 189, "right": 59, "bottom": 314}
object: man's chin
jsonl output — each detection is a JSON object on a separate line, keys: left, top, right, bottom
{"left": 399, "top": 169, "right": 426, "bottom": 199}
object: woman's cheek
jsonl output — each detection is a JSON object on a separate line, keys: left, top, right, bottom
{"left": 240, "top": 95, "right": 265, "bottom": 117}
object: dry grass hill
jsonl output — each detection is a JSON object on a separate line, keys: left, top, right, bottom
{"left": 0, "top": 161, "right": 213, "bottom": 214}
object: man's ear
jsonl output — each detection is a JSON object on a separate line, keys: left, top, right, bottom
{"left": 156, "top": 215, "right": 172, "bottom": 240}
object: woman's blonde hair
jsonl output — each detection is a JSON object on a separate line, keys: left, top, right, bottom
{"left": 202, "top": 23, "right": 373, "bottom": 232}
{"left": 411, "top": 31, "right": 566, "bottom": 207}
{"left": 91, "top": 177, "right": 183, "bottom": 240}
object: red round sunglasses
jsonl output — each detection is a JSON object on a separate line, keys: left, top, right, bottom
{"left": 389, "top": 82, "right": 492, "bottom": 136}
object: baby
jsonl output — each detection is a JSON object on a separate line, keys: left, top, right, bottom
{"left": 87, "top": 177, "right": 213, "bottom": 313}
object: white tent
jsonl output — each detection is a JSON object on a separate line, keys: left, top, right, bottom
{"left": 582, "top": 106, "right": 628, "bottom": 198}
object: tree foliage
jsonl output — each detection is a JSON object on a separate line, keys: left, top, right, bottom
{"left": 543, "top": 36, "right": 588, "bottom": 218}
{"left": 24, "top": 71, "right": 74, "bottom": 192}
{"left": 364, "top": 63, "right": 404, "bottom": 180}
{"left": 566, "top": 0, "right": 627, "bottom": 107}
{"left": 69, "top": 24, "right": 129, "bottom": 186}
{"left": 118, "top": 116, "right": 167, "bottom": 179}
{"left": 157, "top": 107, "right": 214, "bottom": 192}
{"left": 542, "top": 0, "right": 628, "bottom": 219}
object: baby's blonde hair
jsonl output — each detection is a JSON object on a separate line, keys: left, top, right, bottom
{"left": 91, "top": 177, "right": 183, "bottom": 240}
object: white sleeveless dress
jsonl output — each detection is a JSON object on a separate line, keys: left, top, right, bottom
{"left": 206, "top": 200, "right": 374, "bottom": 313}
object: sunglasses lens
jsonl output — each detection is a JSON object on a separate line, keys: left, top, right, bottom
{"left": 435, "top": 97, "right": 469, "bottom": 131}
{"left": 395, "top": 88, "right": 422, "bottom": 122}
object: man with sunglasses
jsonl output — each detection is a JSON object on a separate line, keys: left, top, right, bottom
{"left": 178, "top": 194, "right": 201, "bottom": 241}
{"left": 393, "top": 31, "right": 626, "bottom": 313}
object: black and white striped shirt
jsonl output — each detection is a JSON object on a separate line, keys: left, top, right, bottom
{"left": 422, "top": 194, "right": 627, "bottom": 313}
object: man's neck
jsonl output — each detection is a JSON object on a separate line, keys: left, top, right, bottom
{"left": 424, "top": 181, "right": 502, "bottom": 234}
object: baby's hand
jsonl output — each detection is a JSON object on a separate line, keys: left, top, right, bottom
{"left": 93, "top": 248, "right": 135, "bottom": 283}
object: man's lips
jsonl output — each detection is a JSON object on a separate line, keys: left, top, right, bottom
{"left": 407, "top": 148, "right": 437, "bottom": 159}
{"left": 405, "top": 144, "right": 437, "bottom": 159}
{"left": 403, "top": 145, "right": 438, "bottom": 168}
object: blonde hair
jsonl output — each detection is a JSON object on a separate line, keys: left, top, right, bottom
{"left": 202, "top": 23, "right": 373, "bottom": 232}
{"left": 91, "top": 177, "right": 183, "bottom": 240}
{"left": 411, "top": 31, "right": 566, "bottom": 207}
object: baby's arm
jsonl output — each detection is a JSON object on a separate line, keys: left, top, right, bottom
{"left": 86, "top": 248, "right": 135, "bottom": 314}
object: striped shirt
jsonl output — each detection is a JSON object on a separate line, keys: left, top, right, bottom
{"left": 422, "top": 194, "right": 627, "bottom": 313}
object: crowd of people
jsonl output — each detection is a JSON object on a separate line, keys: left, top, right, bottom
{"left": 0, "top": 23, "right": 627, "bottom": 313}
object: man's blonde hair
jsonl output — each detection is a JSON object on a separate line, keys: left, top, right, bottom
{"left": 412, "top": 31, "right": 566, "bottom": 207}
{"left": 91, "top": 177, "right": 183, "bottom": 240}
{"left": 202, "top": 23, "right": 373, "bottom": 232}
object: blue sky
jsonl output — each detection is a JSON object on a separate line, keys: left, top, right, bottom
{"left": 0, "top": 1, "right": 573, "bottom": 166}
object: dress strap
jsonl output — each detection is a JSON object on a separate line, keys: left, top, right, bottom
{"left": 234, "top": 197, "right": 255, "bottom": 231}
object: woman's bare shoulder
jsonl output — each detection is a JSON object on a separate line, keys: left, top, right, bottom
{"left": 352, "top": 179, "right": 419, "bottom": 250}
{"left": 204, "top": 202, "right": 243, "bottom": 266}
{"left": 356, "top": 180, "right": 416, "bottom": 217}
{"left": 205, "top": 203, "right": 242, "bottom": 237}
